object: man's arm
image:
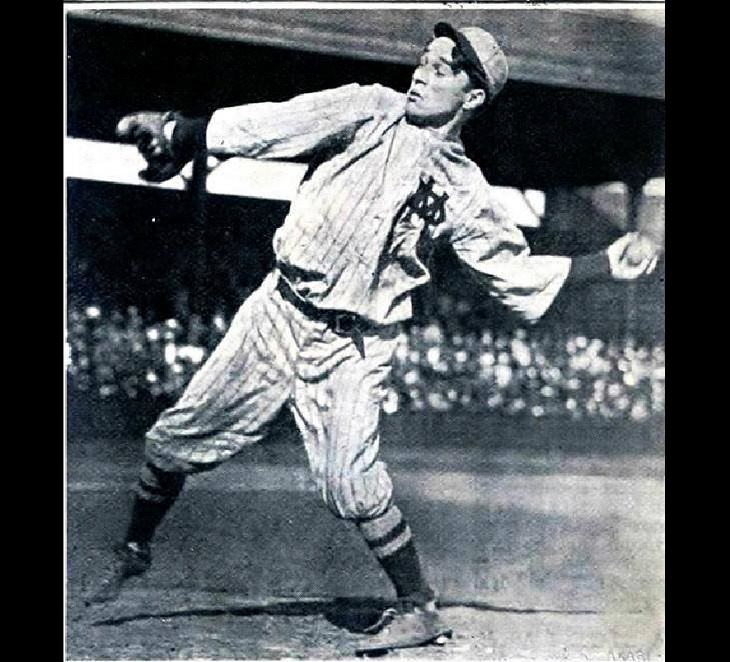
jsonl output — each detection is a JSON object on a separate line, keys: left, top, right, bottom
{"left": 449, "top": 204, "right": 658, "bottom": 324}
{"left": 116, "top": 84, "right": 401, "bottom": 182}
{"left": 566, "top": 232, "right": 659, "bottom": 284}
{"left": 206, "top": 83, "right": 401, "bottom": 159}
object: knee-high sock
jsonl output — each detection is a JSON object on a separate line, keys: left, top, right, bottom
{"left": 357, "top": 504, "right": 431, "bottom": 601}
{"left": 125, "top": 461, "right": 185, "bottom": 545}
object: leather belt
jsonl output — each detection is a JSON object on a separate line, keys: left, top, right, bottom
{"left": 276, "top": 276, "right": 373, "bottom": 339}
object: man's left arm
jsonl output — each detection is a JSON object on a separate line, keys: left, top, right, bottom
{"left": 448, "top": 204, "right": 659, "bottom": 324}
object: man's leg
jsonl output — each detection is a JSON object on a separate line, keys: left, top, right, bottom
{"left": 125, "top": 462, "right": 186, "bottom": 546}
{"left": 356, "top": 504, "right": 434, "bottom": 608}
{"left": 354, "top": 505, "right": 452, "bottom": 653}
{"left": 291, "top": 329, "right": 450, "bottom": 649}
{"left": 86, "top": 273, "right": 296, "bottom": 605}
{"left": 86, "top": 462, "right": 185, "bottom": 605}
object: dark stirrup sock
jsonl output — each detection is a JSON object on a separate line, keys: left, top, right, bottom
{"left": 357, "top": 504, "right": 432, "bottom": 600}
{"left": 125, "top": 461, "right": 186, "bottom": 545}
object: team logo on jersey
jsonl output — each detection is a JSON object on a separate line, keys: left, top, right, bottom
{"left": 396, "top": 175, "right": 449, "bottom": 227}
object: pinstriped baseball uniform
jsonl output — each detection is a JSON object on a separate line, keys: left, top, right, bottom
{"left": 145, "top": 82, "right": 571, "bottom": 521}
{"left": 146, "top": 270, "right": 398, "bottom": 519}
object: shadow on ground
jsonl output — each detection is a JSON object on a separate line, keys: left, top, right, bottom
{"left": 90, "top": 596, "right": 599, "bottom": 632}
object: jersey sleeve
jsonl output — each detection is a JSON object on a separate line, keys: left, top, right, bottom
{"left": 206, "top": 83, "right": 402, "bottom": 159}
{"left": 449, "top": 195, "right": 571, "bottom": 324}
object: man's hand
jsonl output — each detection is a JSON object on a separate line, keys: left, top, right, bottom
{"left": 116, "top": 111, "right": 184, "bottom": 182}
{"left": 607, "top": 232, "right": 660, "bottom": 280}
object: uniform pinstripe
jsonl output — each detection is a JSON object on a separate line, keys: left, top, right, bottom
{"left": 207, "top": 83, "right": 571, "bottom": 325}
{"left": 146, "top": 271, "right": 398, "bottom": 519}
{"left": 146, "top": 83, "right": 571, "bottom": 520}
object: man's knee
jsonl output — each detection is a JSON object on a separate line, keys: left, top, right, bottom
{"left": 136, "top": 461, "right": 186, "bottom": 503}
{"left": 322, "top": 464, "right": 393, "bottom": 520}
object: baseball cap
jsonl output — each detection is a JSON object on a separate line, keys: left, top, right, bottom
{"left": 434, "top": 22, "right": 509, "bottom": 102}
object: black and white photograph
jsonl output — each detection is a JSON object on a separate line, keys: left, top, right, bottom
{"left": 64, "top": 2, "right": 665, "bottom": 659}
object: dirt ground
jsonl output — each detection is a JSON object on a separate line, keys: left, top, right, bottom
{"left": 66, "top": 427, "right": 664, "bottom": 661}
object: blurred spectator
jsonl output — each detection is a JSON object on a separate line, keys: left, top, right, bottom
{"left": 66, "top": 302, "right": 664, "bottom": 422}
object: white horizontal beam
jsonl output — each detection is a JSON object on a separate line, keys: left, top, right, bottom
{"left": 64, "top": 137, "right": 307, "bottom": 201}
{"left": 65, "top": 137, "right": 541, "bottom": 227}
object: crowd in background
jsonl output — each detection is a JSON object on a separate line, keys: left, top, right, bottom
{"left": 66, "top": 299, "right": 664, "bottom": 422}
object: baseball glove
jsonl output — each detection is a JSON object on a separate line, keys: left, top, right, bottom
{"left": 116, "top": 111, "right": 188, "bottom": 182}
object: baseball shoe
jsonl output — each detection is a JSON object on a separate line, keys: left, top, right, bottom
{"left": 355, "top": 597, "right": 452, "bottom": 656}
{"left": 84, "top": 542, "right": 151, "bottom": 606}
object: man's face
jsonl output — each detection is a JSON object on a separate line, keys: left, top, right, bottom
{"left": 405, "top": 37, "right": 473, "bottom": 127}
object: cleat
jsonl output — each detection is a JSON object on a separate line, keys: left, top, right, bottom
{"left": 362, "top": 588, "right": 438, "bottom": 636}
{"left": 363, "top": 607, "right": 397, "bottom": 635}
{"left": 84, "top": 542, "right": 151, "bottom": 606}
{"left": 355, "top": 602, "right": 452, "bottom": 656}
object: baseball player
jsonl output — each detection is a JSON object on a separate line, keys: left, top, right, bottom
{"left": 85, "top": 22, "right": 658, "bottom": 653}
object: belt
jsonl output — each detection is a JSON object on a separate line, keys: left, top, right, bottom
{"left": 276, "top": 275, "right": 372, "bottom": 339}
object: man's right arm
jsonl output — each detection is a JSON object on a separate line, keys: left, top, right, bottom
{"left": 206, "top": 83, "right": 400, "bottom": 159}
{"left": 116, "top": 84, "right": 401, "bottom": 181}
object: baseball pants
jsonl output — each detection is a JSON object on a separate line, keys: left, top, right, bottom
{"left": 144, "top": 270, "right": 400, "bottom": 520}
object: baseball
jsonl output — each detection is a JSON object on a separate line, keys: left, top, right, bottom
{"left": 623, "top": 234, "right": 658, "bottom": 267}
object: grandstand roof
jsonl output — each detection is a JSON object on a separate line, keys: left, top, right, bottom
{"left": 69, "top": 7, "right": 664, "bottom": 100}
